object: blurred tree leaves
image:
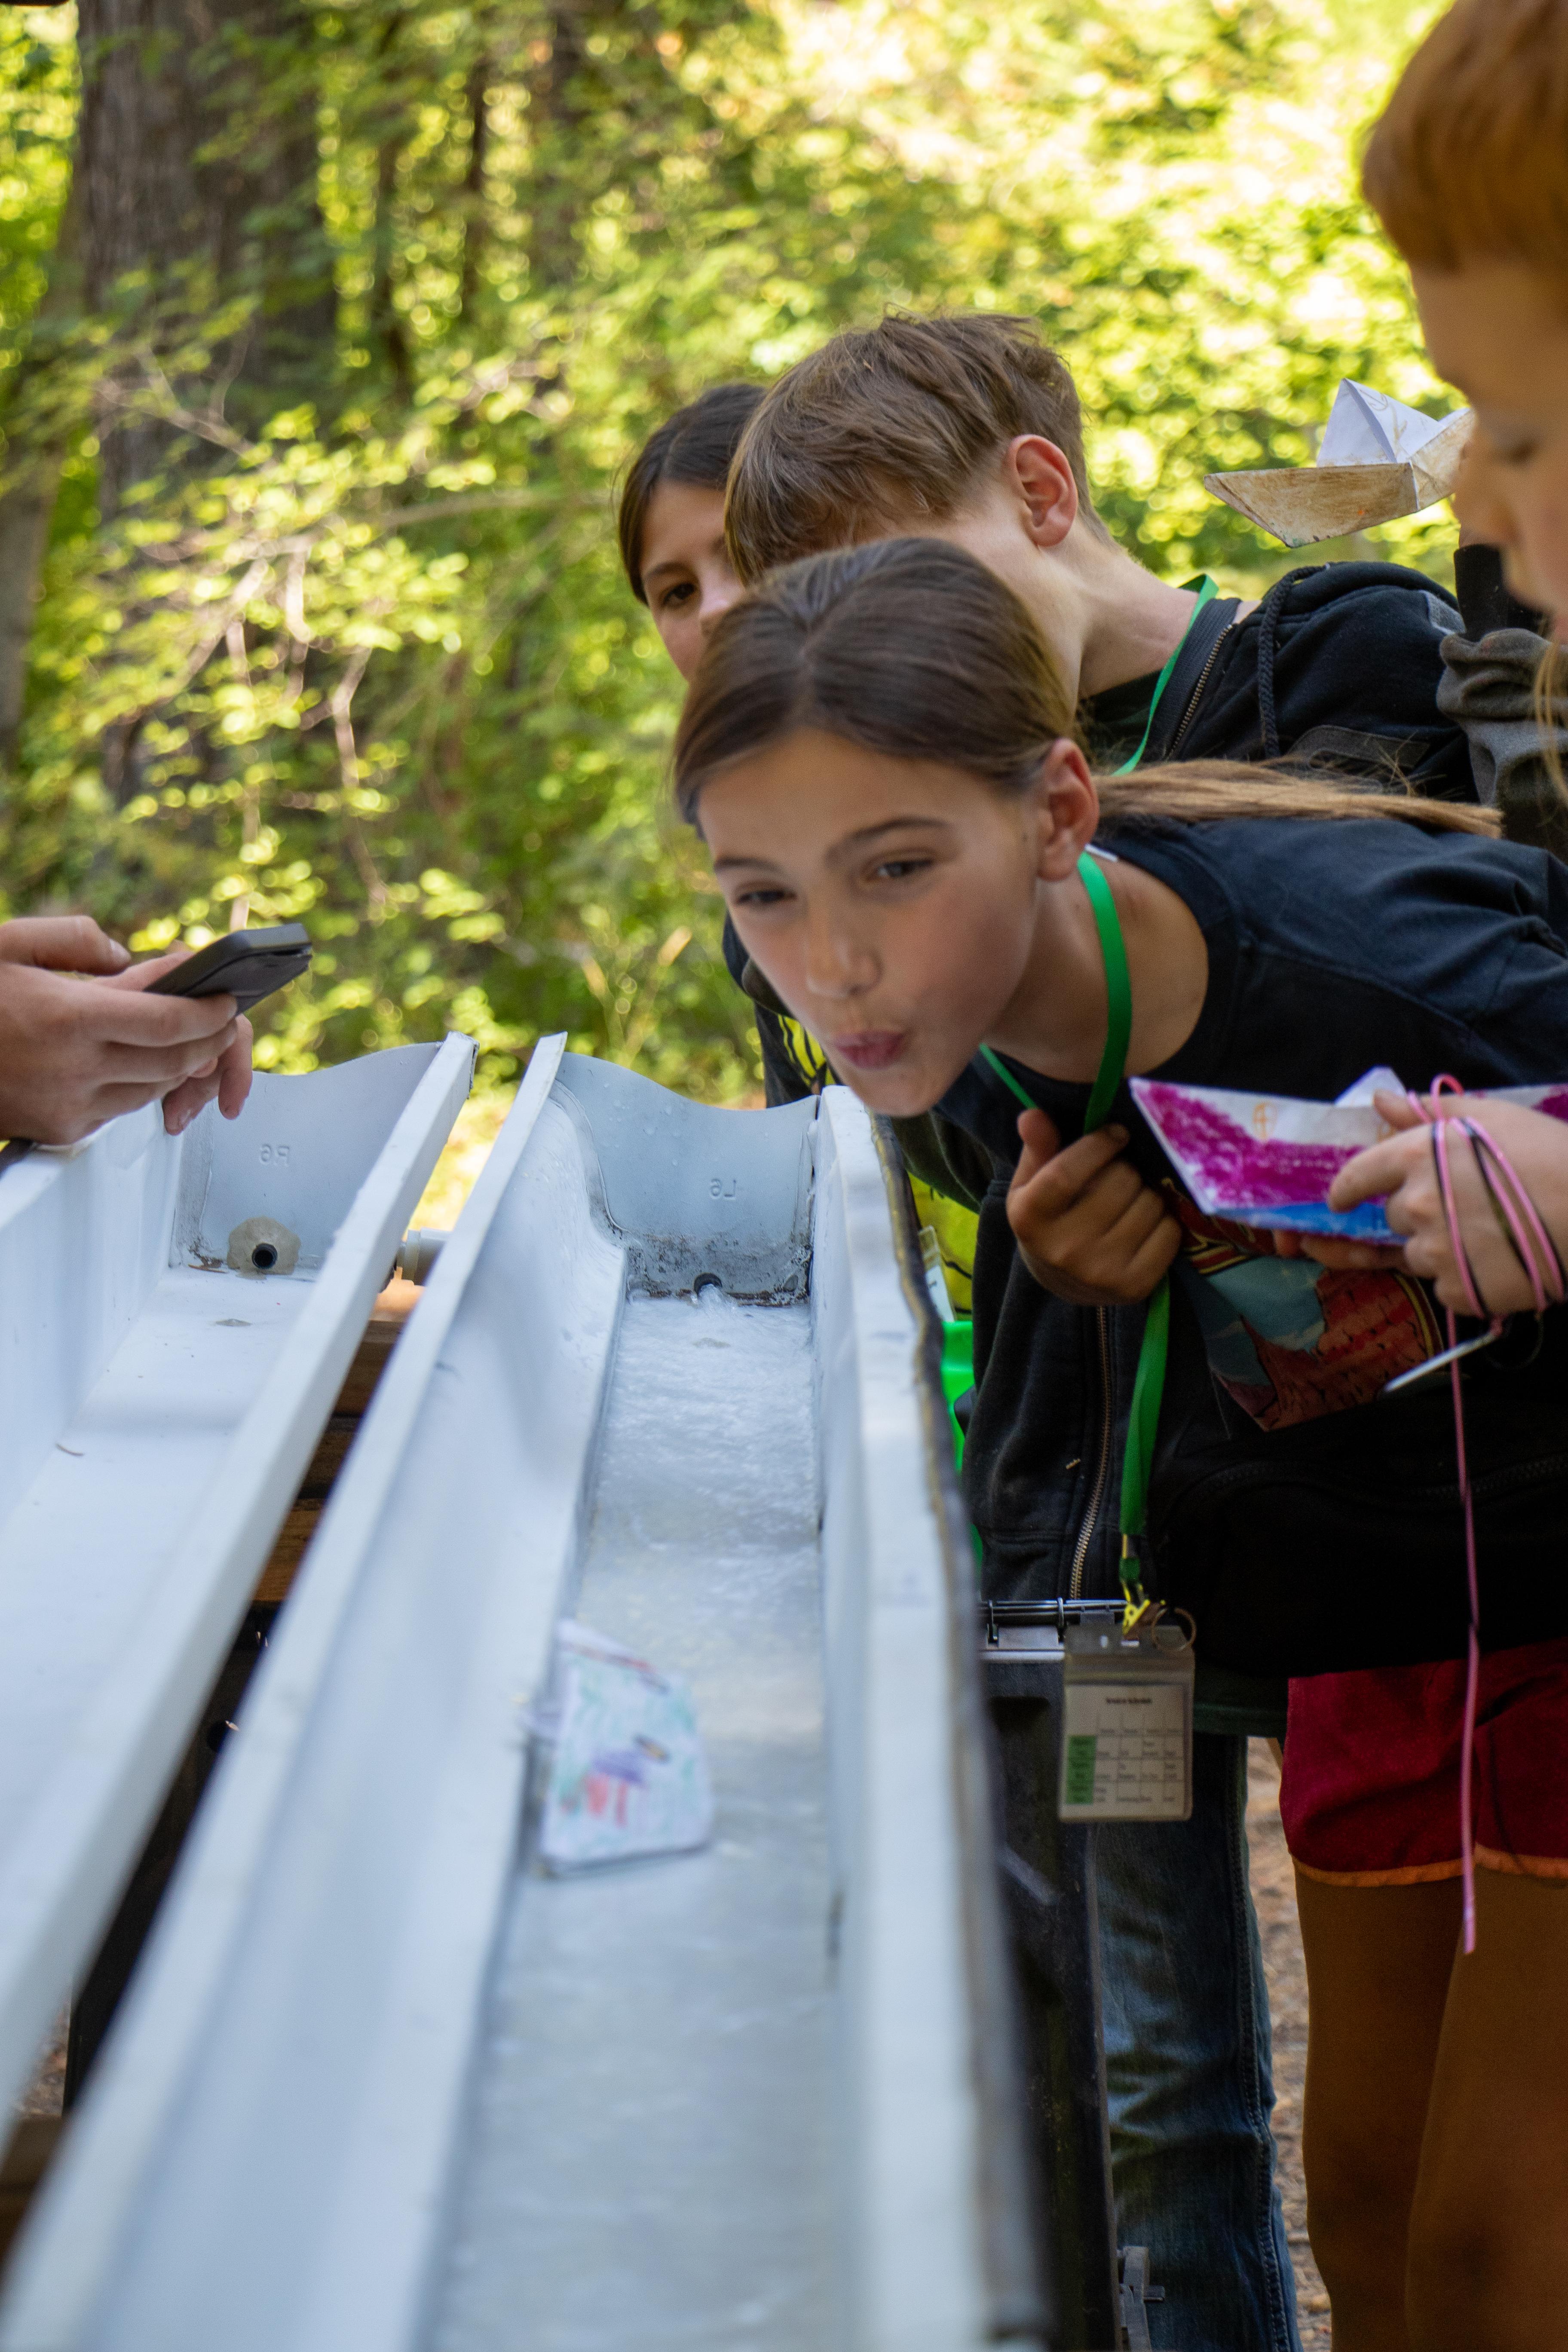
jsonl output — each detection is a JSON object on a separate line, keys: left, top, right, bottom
{"left": 0, "top": 0, "right": 1448, "bottom": 1096}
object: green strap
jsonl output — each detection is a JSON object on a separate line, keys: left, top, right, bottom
{"left": 1119, "top": 1274, "right": 1169, "bottom": 1541}
{"left": 1075, "top": 853, "right": 1132, "bottom": 1131}
{"left": 980, "top": 851, "right": 1132, "bottom": 1133}
{"left": 1113, "top": 575, "right": 1218, "bottom": 776}
{"left": 978, "top": 856, "right": 1172, "bottom": 1592}
{"left": 980, "top": 585, "right": 1217, "bottom": 1598}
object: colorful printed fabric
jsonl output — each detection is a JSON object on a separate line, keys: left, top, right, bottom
{"left": 1167, "top": 1188, "right": 1442, "bottom": 1431}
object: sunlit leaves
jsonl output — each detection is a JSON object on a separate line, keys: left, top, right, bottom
{"left": 1, "top": 0, "right": 1454, "bottom": 1099}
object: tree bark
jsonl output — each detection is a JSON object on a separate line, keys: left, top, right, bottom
{"left": 459, "top": 48, "right": 490, "bottom": 325}
{"left": 368, "top": 8, "right": 413, "bottom": 400}
{"left": 527, "top": 3, "right": 595, "bottom": 291}
{"left": 0, "top": 177, "right": 83, "bottom": 763}
{"left": 77, "top": 0, "right": 336, "bottom": 512}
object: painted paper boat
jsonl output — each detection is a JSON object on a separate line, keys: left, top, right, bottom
{"left": 1132, "top": 1074, "right": 1568, "bottom": 1241}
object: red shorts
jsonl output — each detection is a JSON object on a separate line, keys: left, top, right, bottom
{"left": 1280, "top": 1637, "right": 1568, "bottom": 1886}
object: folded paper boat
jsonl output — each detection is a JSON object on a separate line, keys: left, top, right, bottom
{"left": 537, "top": 1620, "right": 714, "bottom": 1872}
{"left": 1132, "top": 1073, "right": 1568, "bottom": 1242}
{"left": 1204, "top": 379, "right": 1473, "bottom": 548}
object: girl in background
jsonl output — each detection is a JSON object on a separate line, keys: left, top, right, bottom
{"left": 617, "top": 383, "right": 760, "bottom": 681}
{"left": 616, "top": 381, "right": 827, "bottom": 1108}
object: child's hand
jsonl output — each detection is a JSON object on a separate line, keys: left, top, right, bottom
{"left": 1327, "top": 1090, "right": 1568, "bottom": 1316}
{"left": 1007, "top": 1108, "right": 1182, "bottom": 1306}
{"left": 1270, "top": 1228, "right": 1405, "bottom": 1272}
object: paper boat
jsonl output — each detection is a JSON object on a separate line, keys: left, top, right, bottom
{"left": 538, "top": 1620, "right": 714, "bottom": 1872}
{"left": 1204, "top": 379, "right": 1473, "bottom": 548}
{"left": 1132, "top": 1073, "right": 1568, "bottom": 1242}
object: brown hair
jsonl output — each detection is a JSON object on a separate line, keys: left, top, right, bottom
{"left": 1361, "top": 0, "right": 1568, "bottom": 280}
{"left": 674, "top": 539, "right": 1501, "bottom": 842}
{"left": 723, "top": 312, "right": 1112, "bottom": 585}
{"left": 617, "top": 382, "right": 765, "bottom": 603}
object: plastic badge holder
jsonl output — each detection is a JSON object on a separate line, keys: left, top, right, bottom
{"left": 1058, "top": 1615, "right": 1195, "bottom": 1824}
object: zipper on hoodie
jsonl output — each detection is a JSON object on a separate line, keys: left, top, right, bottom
{"left": 1166, "top": 618, "right": 1240, "bottom": 759}
{"left": 1068, "top": 1307, "right": 1115, "bottom": 1599}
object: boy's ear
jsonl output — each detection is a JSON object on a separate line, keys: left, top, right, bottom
{"left": 1005, "top": 437, "right": 1080, "bottom": 551}
{"left": 1027, "top": 737, "right": 1100, "bottom": 879}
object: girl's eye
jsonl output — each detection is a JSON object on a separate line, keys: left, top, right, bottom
{"left": 873, "top": 857, "right": 932, "bottom": 882}
{"left": 658, "top": 580, "right": 696, "bottom": 612}
{"left": 735, "top": 884, "right": 791, "bottom": 909}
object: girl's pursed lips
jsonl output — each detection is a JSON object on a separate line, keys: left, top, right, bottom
{"left": 828, "top": 1030, "right": 907, "bottom": 1071}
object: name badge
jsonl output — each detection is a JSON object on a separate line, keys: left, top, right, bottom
{"left": 1058, "top": 1614, "right": 1194, "bottom": 1824}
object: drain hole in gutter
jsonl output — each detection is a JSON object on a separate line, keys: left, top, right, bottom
{"left": 251, "top": 1243, "right": 279, "bottom": 1271}
{"left": 692, "top": 1271, "right": 723, "bottom": 1298}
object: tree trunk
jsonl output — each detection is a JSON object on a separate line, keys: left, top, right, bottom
{"left": 0, "top": 178, "right": 83, "bottom": 763}
{"left": 459, "top": 48, "right": 490, "bottom": 325}
{"left": 77, "top": 0, "right": 336, "bottom": 513}
{"left": 368, "top": 9, "right": 414, "bottom": 400}
{"left": 527, "top": 3, "right": 595, "bottom": 291}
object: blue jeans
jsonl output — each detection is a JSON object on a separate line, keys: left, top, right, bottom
{"left": 1097, "top": 1733, "right": 1301, "bottom": 2352}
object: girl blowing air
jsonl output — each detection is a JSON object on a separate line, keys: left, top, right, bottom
{"left": 675, "top": 536, "right": 1568, "bottom": 2352}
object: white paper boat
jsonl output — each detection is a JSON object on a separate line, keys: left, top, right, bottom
{"left": 1204, "top": 380, "right": 1473, "bottom": 548}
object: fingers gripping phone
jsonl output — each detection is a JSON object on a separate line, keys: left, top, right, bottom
{"left": 146, "top": 923, "right": 312, "bottom": 1016}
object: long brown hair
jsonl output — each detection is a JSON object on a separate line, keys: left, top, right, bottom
{"left": 674, "top": 538, "right": 1501, "bottom": 838}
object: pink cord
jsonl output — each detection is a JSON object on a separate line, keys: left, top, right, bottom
{"left": 1408, "top": 1082, "right": 1565, "bottom": 1954}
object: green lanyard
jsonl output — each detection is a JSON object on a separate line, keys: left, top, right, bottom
{"left": 1113, "top": 576, "right": 1218, "bottom": 776}
{"left": 976, "top": 576, "right": 1223, "bottom": 1608}
{"left": 980, "top": 860, "right": 1167, "bottom": 1616}
{"left": 980, "top": 854, "right": 1130, "bottom": 1129}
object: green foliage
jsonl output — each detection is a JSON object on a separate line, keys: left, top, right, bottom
{"left": 0, "top": 10, "right": 74, "bottom": 374}
{"left": 0, "top": 0, "right": 1450, "bottom": 1097}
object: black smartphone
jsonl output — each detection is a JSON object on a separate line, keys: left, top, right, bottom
{"left": 145, "top": 922, "right": 312, "bottom": 1016}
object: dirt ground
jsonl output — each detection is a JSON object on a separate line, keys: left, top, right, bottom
{"left": 1247, "top": 1740, "right": 1332, "bottom": 2347}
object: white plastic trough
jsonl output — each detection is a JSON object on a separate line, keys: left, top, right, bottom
{"left": 0, "top": 1036, "right": 474, "bottom": 2134}
{"left": 0, "top": 1041, "right": 1040, "bottom": 2352}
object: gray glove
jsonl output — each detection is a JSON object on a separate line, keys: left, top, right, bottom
{"left": 1438, "top": 626, "right": 1568, "bottom": 854}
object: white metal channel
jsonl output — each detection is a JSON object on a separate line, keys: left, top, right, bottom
{"left": 812, "top": 1087, "right": 997, "bottom": 2352}
{"left": 0, "top": 1051, "right": 1030, "bottom": 2352}
{"left": 0, "top": 1035, "right": 473, "bottom": 2133}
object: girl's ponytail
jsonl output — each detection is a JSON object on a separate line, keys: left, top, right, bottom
{"left": 1096, "top": 763, "right": 1497, "bottom": 836}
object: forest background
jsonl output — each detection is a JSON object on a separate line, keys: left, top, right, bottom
{"left": 0, "top": 0, "right": 1450, "bottom": 1111}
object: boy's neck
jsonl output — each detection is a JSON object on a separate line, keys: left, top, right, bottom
{"left": 1068, "top": 535, "right": 1207, "bottom": 704}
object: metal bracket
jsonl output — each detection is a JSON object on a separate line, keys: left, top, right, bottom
{"left": 1118, "top": 2244, "right": 1167, "bottom": 2349}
